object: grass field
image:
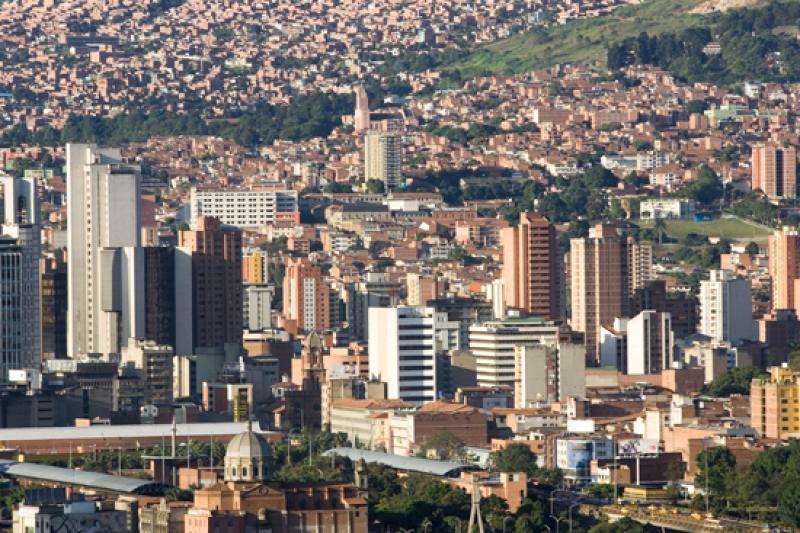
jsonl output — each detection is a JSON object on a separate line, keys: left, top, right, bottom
{"left": 640, "top": 217, "right": 773, "bottom": 242}
{"left": 448, "top": 0, "right": 708, "bottom": 76}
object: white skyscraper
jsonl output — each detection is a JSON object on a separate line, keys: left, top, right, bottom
{"left": 699, "top": 270, "right": 755, "bottom": 345}
{"left": 0, "top": 175, "right": 40, "bottom": 379}
{"left": 368, "top": 306, "right": 458, "bottom": 405}
{"left": 67, "top": 144, "right": 144, "bottom": 359}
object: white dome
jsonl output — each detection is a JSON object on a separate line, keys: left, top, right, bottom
{"left": 226, "top": 428, "right": 272, "bottom": 461}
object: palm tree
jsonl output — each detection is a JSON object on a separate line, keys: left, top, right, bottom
{"left": 653, "top": 217, "right": 667, "bottom": 245}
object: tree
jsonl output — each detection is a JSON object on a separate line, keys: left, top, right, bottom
{"left": 489, "top": 443, "right": 538, "bottom": 477}
{"left": 702, "top": 367, "right": 766, "bottom": 397}
{"left": 419, "top": 431, "right": 466, "bottom": 462}
{"left": 681, "top": 164, "right": 723, "bottom": 205}
{"left": 653, "top": 218, "right": 667, "bottom": 245}
{"left": 695, "top": 447, "right": 736, "bottom": 500}
{"left": 745, "top": 241, "right": 760, "bottom": 255}
{"left": 366, "top": 179, "right": 385, "bottom": 194}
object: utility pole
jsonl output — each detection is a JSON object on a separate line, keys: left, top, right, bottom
{"left": 467, "top": 473, "right": 485, "bottom": 533}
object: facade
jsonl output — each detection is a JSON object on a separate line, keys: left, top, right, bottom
{"left": 120, "top": 339, "right": 174, "bottom": 405}
{"left": 751, "top": 366, "right": 800, "bottom": 440}
{"left": 354, "top": 85, "right": 371, "bottom": 132}
{"left": 364, "top": 130, "right": 402, "bottom": 190}
{"left": 556, "top": 435, "right": 614, "bottom": 484}
{"left": 242, "top": 250, "right": 269, "bottom": 285}
{"left": 514, "top": 342, "right": 586, "bottom": 406}
{"left": 699, "top": 270, "right": 755, "bottom": 344}
{"left": 244, "top": 285, "right": 273, "bottom": 331}
{"left": 626, "top": 310, "right": 674, "bottom": 375}
{"left": 177, "top": 216, "right": 243, "bottom": 354}
{"left": 67, "top": 143, "right": 143, "bottom": 359}
{"left": 752, "top": 144, "right": 797, "bottom": 199}
{"left": 1, "top": 175, "right": 41, "bottom": 378}
{"left": 282, "top": 257, "right": 330, "bottom": 334}
{"left": 570, "top": 224, "right": 631, "bottom": 364}
{"left": 769, "top": 226, "right": 800, "bottom": 313}
{"left": 190, "top": 187, "right": 298, "bottom": 228}
{"left": 368, "top": 306, "right": 458, "bottom": 405}
{"left": 40, "top": 255, "right": 68, "bottom": 360}
{"left": 501, "top": 212, "right": 563, "bottom": 321}
{"left": 144, "top": 246, "right": 176, "bottom": 347}
{"left": 469, "top": 317, "right": 562, "bottom": 388}
{"left": 627, "top": 238, "right": 654, "bottom": 295}
{"left": 639, "top": 198, "right": 696, "bottom": 220}
{"left": 329, "top": 398, "right": 412, "bottom": 450}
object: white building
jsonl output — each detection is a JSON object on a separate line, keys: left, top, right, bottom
{"left": 364, "top": 130, "right": 402, "bottom": 190}
{"left": 636, "top": 151, "right": 671, "bottom": 171}
{"left": 67, "top": 144, "right": 144, "bottom": 359}
{"left": 514, "top": 342, "right": 585, "bottom": 407}
{"left": 368, "top": 306, "right": 458, "bottom": 405}
{"left": 0, "top": 175, "right": 40, "bottom": 380}
{"left": 190, "top": 187, "right": 298, "bottom": 228}
{"left": 469, "top": 317, "right": 562, "bottom": 388}
{"left": 626, "top": 310, "right": 674, "bottom": 375}
{"left": 699, "top": 270, "right": 755, "bottom": 344}
{"left": 244, "top": 284, "right": 273, "bottom": 331}
{"left": 640, "top": 198, "right": 696, "bottom": 220}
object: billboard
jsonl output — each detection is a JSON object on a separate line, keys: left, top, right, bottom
{"left": 617, "top": 438, "right": 659, "bottom": 456}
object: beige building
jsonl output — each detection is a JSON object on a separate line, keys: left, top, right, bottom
{"left": 364, "top": 130, "right": 402, "bottom": 190}
{"left": 752, "top": 144, "right": 797, "bottom": 199}
{"left": 514, "top": 342, "right": 585, "bottom": 407}
{"left": 752, "top": 366, "right": 800, "bottom": 440}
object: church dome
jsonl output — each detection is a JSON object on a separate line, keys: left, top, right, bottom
{"left": 224, "top": 420, "right": 272, "bottom": 482}
{"left": 226, "top": 428, "right": 272, "bottom": 460}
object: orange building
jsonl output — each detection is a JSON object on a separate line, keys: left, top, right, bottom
{"left": 282, "top": 257, "right": 330, "bottom": 334}
{"left": 751, "top": 366, "right": 800, "bottom": 441}
{"left": 178, "top": 216, "right": 243, "bottom": 352}
{"left": 449, "top": 471, "right": 528, "bottom": 513}
{"left": 769, "top": 227, "right": 800, "bottom": 312}
{"left": 752, "top": 144, "right": 797, "bottom": 199}
{"left": 570, "top": 224, "right": 629, "bottom": 364}
{"left": 501, "top": 212, "right": 563, "bottom": 321}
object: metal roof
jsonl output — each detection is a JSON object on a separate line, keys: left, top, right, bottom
{"left": 322, "top": 448, "right": 471, "bottom": 477}
{"left": 0, "top": 421, "right": 270, "bottom": 442}
{"left": 0, "top": 460, "right": 160, "bottom": 494}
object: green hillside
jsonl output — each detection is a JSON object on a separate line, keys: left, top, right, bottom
{"left": 448, "top": 0, "right": 710, "bottom": 76}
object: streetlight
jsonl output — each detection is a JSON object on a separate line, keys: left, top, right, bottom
{"left": 550, "top": 515, "right": 563, "bottom": 533}
{"left": 502, "top": 515, "right": 513, "bottom": 533}
{"left": 568, "top": 502, "right": 580, "bottom": 533}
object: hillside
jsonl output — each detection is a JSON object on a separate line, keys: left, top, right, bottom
{"left": 448, "top": 0, "right": 709, "bottom": 76}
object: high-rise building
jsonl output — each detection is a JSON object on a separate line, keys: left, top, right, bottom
{"left": 0, "top": 175, "right": 41, "bottom": 378}
{"left": 699, "top": 270, "right": 755, "bottom": 344}
{"left": 514, "top": 342, "right": 585, "bottom": 407}
{"left": 354, "top": 85, "right": 371, "bottom": 132}
{"left": 364, "top": 130, "right": 402, "bottom": 190}
{"left": 501, "top": 212, "right": 563, "bottom": 321}
{"left": 769, "top": 226, "right": 800, "bottom": 312}
{"left": 627, "top": 238, "right": 653, "bottom": 296}
{"left": 751, "top": 366, "right": 800, "bottom": 440}
{"left": 469, "top": 316, "right": 564, "bottom": 388}
{"left": 177, "top": 216, "right": 243, "bottom": 354}
{"left": 752, "top": 144, "right": 797, "bottom": 199}
{"left": 368, "top": 306, "right": 458, "bottom": 405}
{"left": 406, "top": 272, "right": 442, "bottom": 306}
{"left": 244, "top": 285, "right": 273, "bottom": 331}
{"left": 283, "top": 257, "right": 330, "bottom": 334}
{"left": 67, "top": 144, "right": 143, "bottom": 359}
{"left": 242, "top": 250, "right": 269, "bottom": 285}
{"left": 570, "top": 224, "right": 630, "bottom": 364}
{"left": 40, "top": 254, "right": 68, "bottom": 360}
{"left": 144, "top": 246, "right": 176, "bottom": 347}
{"left": 625, "top": 310, "right": 674, "bottom": 374}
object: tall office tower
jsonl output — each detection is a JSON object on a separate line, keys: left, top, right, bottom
{"left": 40, "top": 254, "right": 68, "bottom": 360}
{"left": 501, "top": 212, "right": 563, "bottom": 321}
{"left": 570, "top": 224, "right": 629, "bottom": 365}
{"left": 368, "top": 306, "right": 458, "bottom": 405}
{"left": 769, "top": 226, "right": 800, "bottom": 312}
{"left": 699, "top": 270, "right": 755, "bottom": 344}
{"left": 67, "top": 144, "right": 143, "bottom": 359}
{"left": 346, "top": 273, "right": 401, "bottom": 342}
{"left": 177, "top": 216, "right": 242, "bottom": 355}
{"left": 0, "top": 175, "right": 41, "bottom": 377}
{"left": 625, "top": 310, "right": 674, "bottom": 374}
{"left": 752, "top": 144, "right": 797, "bottom": 199}
{"left": 627, "top": 238, "right": 653, "bottom": 296}
{"left": 283, "top": 257, "right": 331, "bottom": 334}
{"left": 143, "top": 246, "right": 176, "bottom": 347}
{"left": 364, "top": 130, "right": 402, "bottom": 190}
{"left": 353, "top": 85, "right": 371, "bottom": 133}
{"left": 469, "top": 317, "right": 564, "bottom": 388}
{"left": 514, "top": 342, "right": 585, "bottom": 407}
